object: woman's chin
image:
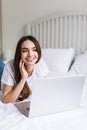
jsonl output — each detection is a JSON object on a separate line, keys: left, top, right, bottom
{"left": 26, "top": 62, "right": 35, "bottom": 65}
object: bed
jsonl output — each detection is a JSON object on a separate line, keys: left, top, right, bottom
{"left": 0, "top": 11, "right": 87, "bottom": 130}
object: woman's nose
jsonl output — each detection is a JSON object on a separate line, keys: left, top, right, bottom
{"left": 28, "top": 50, "right": 33, "bottom": 56}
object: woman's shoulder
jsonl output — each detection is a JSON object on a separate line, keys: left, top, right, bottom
{"left": 4, "top": 59, "right": 14, "bottom": 71}
{"left": 5, "top": 59, "right": 13, "bottom": 66}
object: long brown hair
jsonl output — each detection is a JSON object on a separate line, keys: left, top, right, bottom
{"left": 13, "top": 35, "right": 41, "bottom": 100}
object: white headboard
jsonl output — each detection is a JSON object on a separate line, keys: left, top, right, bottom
{"left": 25, "top": 11, "right": 87, "bottom": 55}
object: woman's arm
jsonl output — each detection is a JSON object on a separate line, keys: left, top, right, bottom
{"left": 2, "top": 78, "right": 26, "bottom": 103}
{"left": 2, "top": 60, "right": 28, "bottom": 103}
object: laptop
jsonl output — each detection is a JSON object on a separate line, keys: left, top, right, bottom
{"left": 14, "top": 75, "right": 85, "bottom": 118}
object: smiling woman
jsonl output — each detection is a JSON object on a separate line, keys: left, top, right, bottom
{"left": 1, "top": 35, "right": 49, "bottom": 103}
{"left": 21, "top": 40, "right": 39, "bottom": 66}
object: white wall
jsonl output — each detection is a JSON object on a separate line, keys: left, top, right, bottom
{"left": 1, "top": 0, "right": 87, "bottom": 59}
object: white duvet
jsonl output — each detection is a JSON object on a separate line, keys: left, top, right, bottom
{"left": 0, "top": 71, "right": 87, "bottom": 130}
{"left": 0, "top": 100, "right": 87, "bottom": 130}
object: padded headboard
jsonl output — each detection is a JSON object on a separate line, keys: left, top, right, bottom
{"left": 25, "top": 12, "right": 87, "bottom": 55}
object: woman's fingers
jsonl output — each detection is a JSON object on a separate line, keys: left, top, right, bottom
{"left": 19, "top": 60, "right": 28, "bottom": 79}
{"left": 19, "top": 59, "right": 22, "bottom": 70}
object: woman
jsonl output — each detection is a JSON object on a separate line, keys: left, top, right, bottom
{"left": 1, "top": 35, "right": 49, "bottom": 103}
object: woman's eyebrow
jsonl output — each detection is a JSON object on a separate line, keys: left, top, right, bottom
{"left": 21, "top": 47, "right": 27, "bottom": 50}
{"left": 21, "top": 47, "right": 36, "bottom": 50}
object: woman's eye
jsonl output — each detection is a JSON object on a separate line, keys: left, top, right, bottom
{"left": 32, "top": 48, "right": 37, "bottom": 51}
{"left": 21, "top": 48, "right": 37, "bottom": 53}
{"left": 21, "top": 49, "right": 28, "bottom": 53}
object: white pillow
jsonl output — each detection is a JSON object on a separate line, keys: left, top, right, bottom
{"left": 35, "top": 58, "right": 49, "bottom": 77}
{"left": 42, "top": 48, "right": 75, "bottom": 74}
{"left": 70, "top": 53, "right": 87, "bottom": 75}
{"left": 84, "top": 50, "right": 87, "bottom": 54}
{"left": 69, "top": 53, "right": 87, "bottom": 107}
{"left": 80, "top": 76, "right": 87, "bottom": 107}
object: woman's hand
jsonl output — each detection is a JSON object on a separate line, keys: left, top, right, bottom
{"left": 19, "top": 60, "right": 28, "bottom": 81}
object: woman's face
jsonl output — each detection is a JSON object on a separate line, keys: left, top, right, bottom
{"left": 21, "top": 40, "right": 38, "bottom": 65}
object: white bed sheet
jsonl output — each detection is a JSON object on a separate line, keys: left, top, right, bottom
{"left": 0, "top": 100, "right": 87, "bottom": 130}
{"left": 0, "top": 72, "right": 87, "bottom": 130}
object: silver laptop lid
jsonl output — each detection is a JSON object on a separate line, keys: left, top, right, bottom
{"left": 29, "top": 75, "right": 85, "bottom": 118}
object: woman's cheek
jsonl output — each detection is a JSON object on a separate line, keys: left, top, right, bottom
{"left": 20, "top": 57, "right": 25, "bottom": 63}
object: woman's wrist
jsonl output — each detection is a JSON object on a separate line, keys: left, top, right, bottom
{"left": 20, "top": 78, "right": 27, "bottom": 83}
